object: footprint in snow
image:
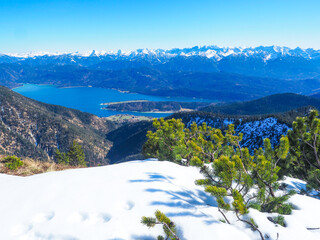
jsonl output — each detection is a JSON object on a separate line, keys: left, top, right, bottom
{"left": 10, "top": 223, "right": 33, "bottom": 236}
{"left": 32, "top": 211, "right": 55, "bottom": 223}
{"left": 116, "top": 201, "right": 135, "bottom": 211}
{"left": 125, "top": 201, "right": 135, "bottom": 210}
{"left": 69, "top": 212, "right": 111, "bottom": 224}
{"left": 68, "top": 212, "right": 89, "bottom": 223}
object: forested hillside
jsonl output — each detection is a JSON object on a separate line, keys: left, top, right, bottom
{"left": 200, "top": 93, "right": 320, "bottom": 115}
{"left": 0, "top": 86, "right": 115, "bottom": 165}
{"left": 105, "top": 107, "right": 311, "bottom": 163}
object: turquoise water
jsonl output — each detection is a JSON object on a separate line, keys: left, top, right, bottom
{"left": 14, "top": 84, "right": 212, "bottom": 118}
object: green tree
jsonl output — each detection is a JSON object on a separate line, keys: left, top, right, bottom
{"left": 251, "top": 137, "right": 295, "bottom": 214}
{"left": 2, "top": 155, "right": 24, "bottom": 170}
{"left": 143, "top": 118, "right": 186, "bottom": 163}
{"left": 67, "top": 140, "right": 86, "bottom": 166}
{"left": 54, "top": 149, "right": 70, "bottom": 165}
{"left": 141, "top": 210, "right": 180, "bottom": 240}
{"left": 287, "top": 110, "right": 320, "bottom": 190}
{"left": 143, "top": 118, "right": 236, "bottom": 166}
{"left": 54, "top": 140, "right": 86, "bottom": 167}
{"left": 144, "top": 118, "right": 294, "bottom": 240}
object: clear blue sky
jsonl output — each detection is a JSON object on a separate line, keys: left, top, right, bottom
{"left": 1, "top": 0, "right": 319, "bottom": 53}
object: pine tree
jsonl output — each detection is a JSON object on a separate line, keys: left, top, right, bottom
{"left": 287, "top": 109, "right": 320, "bottom": 190}
{"left": 68, "top": 140, "right": 86, "bottom": 167}
{"left": 143, "top": 118, "right": 187, "bottom": 163}
{"left": 54, "top": 149, "right": 70, "bottom": 165}
{"left": 143, "top": 118, "right": 232, "bottom": 166}
{"left": 252, "top": 137, "right": 295, "bottom": 214}
{"left": 54, "top": 140, "right": 86, "bottom": 167}
{"left": 143, "top": 118, "right": 295, "bottom": 240}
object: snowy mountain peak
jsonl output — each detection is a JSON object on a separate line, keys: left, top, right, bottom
{"left": 89, "top": 50, "right": 96, "bottom": 57}
{"left": 2, "top": 45, "right": 320, "bottom": 62}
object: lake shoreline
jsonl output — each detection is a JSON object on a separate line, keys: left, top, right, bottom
{"left": 13, "top": 83, "right": 217, "bottom": 102}
{"left": 13, "top": 83, "right": 211, "bottom": 118}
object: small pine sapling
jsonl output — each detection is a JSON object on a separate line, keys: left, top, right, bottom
{"left": 273, "top": 215, "right": 286, "bottom": 227}
{"left": 195, "top": 151, "right": 265, "bottom": 240}
{"left": 141, "top": 210, "right": 180, "bottom": 240}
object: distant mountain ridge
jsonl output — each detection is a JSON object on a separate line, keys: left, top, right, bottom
{"left": 3, "top": 45, "right": 320, "bottom": 61}
{"left": 200, "top": 93, "right": 320, "bottom": 115}
{"left": 1, "top": 64, "right": 319, "bottom": 102}
{"left": 1, "top": 45, "right": 320, "bottom": 82}
{"left": 1, "top": 45, "right": 320, "bottom": 102}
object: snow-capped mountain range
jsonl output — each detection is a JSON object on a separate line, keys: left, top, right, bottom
{"left": 1, "top": 45, "right": 320, "bottom": 101}
{"left": 2, "top": 45, "right": 320, "bottom": 62}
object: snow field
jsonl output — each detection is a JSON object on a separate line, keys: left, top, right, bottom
{"left": 0, "top": 159, "right": 319, "bottom": 240}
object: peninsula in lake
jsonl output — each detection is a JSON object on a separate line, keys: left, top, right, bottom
{"left": 101, "top": 100, "right": 213, "bottom": 113}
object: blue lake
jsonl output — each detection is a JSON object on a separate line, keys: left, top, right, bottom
{"left": 13, "top": 84, "right": 212, "bottom": 118}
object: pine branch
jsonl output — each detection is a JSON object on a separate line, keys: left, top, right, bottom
{"left": 218, "top": 208, "right": 230, "bottom": 224}
{"left": 235, "top": 212, "right": 265, "bottom": 240}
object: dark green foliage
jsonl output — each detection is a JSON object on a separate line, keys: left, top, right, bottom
{"left": 141, "top": 216, "right": 157, "bottom": 228}
{"left": 143, "top": 118, "right": 186, "bottom": 163}
{"left": 143, "top": 118, "right": 240, "bottom": 166}
{"left": 141, "top": 210, "right": 180, "bottom": 240}
{"left": 287, "top": 109, "right": 320, "bottom": 190}
{"left": 247, "top": 202, "right": 261, "bottom": 211}
{"left": 55, "top": 149, "right": 70, "bottom": 165}
{"left": 249, "top": 218, "right": 259, "bottom": 230}
{"left": 272, "top": 215, "right": 286, "bottom": 227}
{"left": 55, "top": 141, "right": 86, "bottom": 167}
{"left": 261, "top": 191, "right": 295, "bottom": 214}
{"left": 252, "top": 137, "right": 294, "bottom": 214}
{"left": 2, "top": 155, "right": 23, "bottom": 170}
{"left": 67, "top": 141, "right": 86, "bottom": 166}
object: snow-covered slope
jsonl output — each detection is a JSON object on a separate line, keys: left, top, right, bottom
{"left": 237, "top": 118, "right": 290, "bottom": 150}
{"left": 186, "top": 116, "right": 289, "bottom": 150}
{"left": 0, "top": 160, "right": 319, "bottom": 240}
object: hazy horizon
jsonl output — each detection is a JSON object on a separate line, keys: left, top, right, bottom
{"left": 2, "top": 44, "right": 320, "bottom": 57}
